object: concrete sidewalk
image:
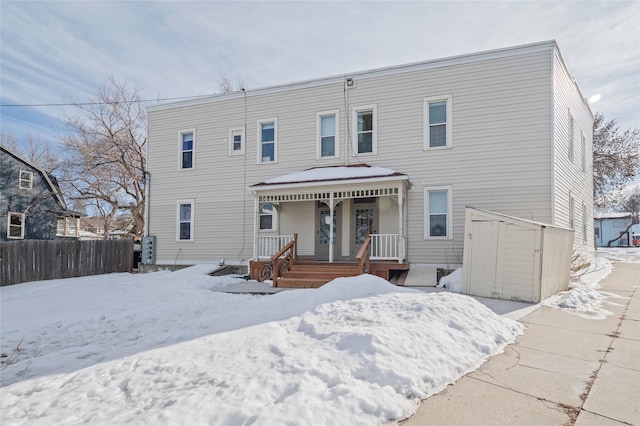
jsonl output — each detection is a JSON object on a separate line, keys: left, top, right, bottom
{"left": 402, "top": 262, "right": 640, "bottom": 425}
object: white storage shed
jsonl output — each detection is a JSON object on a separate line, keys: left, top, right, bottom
{"left": 462, "top": 207, "right": 574, "bottom": 303}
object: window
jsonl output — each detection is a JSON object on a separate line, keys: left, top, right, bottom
{"left": 19, "top": 170, "right": 33, "bottom": 189}
{"left": 259, "top": 203, "right": 276, "bottom": 231}
{"left": 7, "top": 212, "right": 25, "bottom": 239}
{"left": 581, "top": 131, "right": 586, "bottom": 172}
{"left": 177, "top": 200, "right": 194, "bottom": 241}
{"left": 258, "top": 119, "right": 277, "bottom": 163}
{"left": 352, "top": 105, "right": 377, "bottom": 155}
{"left": 229, "top": 127, "right": 245, "bottom": 156}
{"left": 56, "top": 217, "right": 79, "bottom": 237}
{"left": 582, "top": 203, "right": 588, "bottom": 243}
{"left": 568, "top": 111, "right": 574, "bottom": 161}
{"left": 424, "top": 95, "right": 452, "bottom": 149}
{"left": 424, "top": 186, "right": 452, "bottom": 239}
{"left": 179, "top": 130, "right": 195, "bottom": 170}
{"left": 57, "top": 218, "right": 65, "bottom": 236}
{"left": 317, "top": 110, "right": 339, "bottom": 159}
{"left": 569, "top": 194, "right": 575, "bottom": 229}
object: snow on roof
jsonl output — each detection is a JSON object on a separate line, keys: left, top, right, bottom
{"left": 594, "top": 212, "right": 632, "bottom": 219}
{"left": 252, "top": 164, "right": 407, "bottom": 188}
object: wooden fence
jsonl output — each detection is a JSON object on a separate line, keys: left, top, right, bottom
{"left": 0, "top": 239, "right": 134, "bottom": 286}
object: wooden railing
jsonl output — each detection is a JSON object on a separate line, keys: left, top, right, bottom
{"left": 356, "top": 234, "right": 371, "bottom": 274}
{"left": 272, "top": 233, "right": 297, "bottom": 288}
{"left": 258, "top": 235, "right": 295, "bottom": 259}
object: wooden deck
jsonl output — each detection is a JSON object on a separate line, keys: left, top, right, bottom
{"left": 250, "top": 258, "right": 410, "bottom": 288}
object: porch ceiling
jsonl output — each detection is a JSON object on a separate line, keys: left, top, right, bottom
{"left": 249, "top": 164, "right": 409, "bottom": 203}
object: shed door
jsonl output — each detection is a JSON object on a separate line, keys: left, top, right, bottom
{"left": 468, "top": 220, "right": 503, "bottom": 298}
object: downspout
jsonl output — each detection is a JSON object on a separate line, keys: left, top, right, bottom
{"left": 344, "top": 75, "right": 350, "bottom": 166}
{"left": 143, "top": 171, "right": 151, "bottom": 237}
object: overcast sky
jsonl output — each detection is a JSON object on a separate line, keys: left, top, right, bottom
{"left": 1, "top": 1, "right": 639, "bottom": 147}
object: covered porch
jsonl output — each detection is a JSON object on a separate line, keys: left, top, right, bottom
{"left": 248, "top": 164, "right": 410, "bottom": 287}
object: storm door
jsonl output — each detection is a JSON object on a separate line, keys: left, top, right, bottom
{"left": 352, "top": 198, "right": 378, "bottom": 258}
{"left": 315, "top": 202, "right": 341, "bottom": 261}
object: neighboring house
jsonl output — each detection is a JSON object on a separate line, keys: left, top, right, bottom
{"left": 146, "top": 40, "right": 593, "bottom": 278}
{"left": 79, "top": 216, "right": 134, "bottom": 240}
{"left": 594, "top": 212, "right": 640, "bottom": 246}
{"left": 0, "top": 146, "right": 82, "bottom": 241}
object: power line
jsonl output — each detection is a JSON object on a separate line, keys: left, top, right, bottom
{"left": 0, "top": 93, "right": 218, "bottom": 108}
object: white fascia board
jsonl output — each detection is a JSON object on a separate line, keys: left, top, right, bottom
{"left": 251, "top": 174, "right": 409, "bottom": 193}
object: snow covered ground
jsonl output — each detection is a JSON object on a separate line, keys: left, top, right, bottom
{"left": 1, "top": 248, "right": 637, "bottom": 425}
{"left": 1, "top": 269, "right": 521, "bottom": 425}
{"left": 542, "top": 247, "right": 640, "bottom": 319}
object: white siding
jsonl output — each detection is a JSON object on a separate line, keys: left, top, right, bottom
{"left": 552, "top": 48, "right": 594, "bottom": 251}
{"left": 148, "top": 41, "right": 572, "bottom": 265}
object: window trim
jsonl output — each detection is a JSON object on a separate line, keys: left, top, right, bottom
{"left": 7, "top": 212, "right": 25, "bottom": 239}
{"left": 351, "top": 104, "right": 377, "bottom": 155}
{"left": 568, "top": 110, "right": 574, "bottom": 161}
{"left": 176, "top": 199, "right": 195, "bottom": 242}
{"left": 582, "top": 202, "right": 587, "bottom": 243}
{"left": 229, "top": 126, "right": 245, "bottom": 156}
{"left": 580, "top": 131, "right": 586, "bottom": 172}
{"left": 178, "top": 129, "right": 196, "bottom": 171}
{"left": 423, "top": 94, "right": 453, "bottom": 150}
{"left": 56, "top": 217, "right": 79, "bottom": 237}
{"left": 316, "top": 109, "right": 340, "bottom": 160}
{"left": 423, "top": 185, "right": 453, "bottom": 240}
{"left": 257, "top": 118, "right": 278, "bottom": 164}
{"left": 569, "top": 193, "right": 575, "bottom": 229}
{"left": 19, "top": 170, "right": 33, "bottom": 190}
{"left": 259, "top": 203, "right": 277, "bottom": 232}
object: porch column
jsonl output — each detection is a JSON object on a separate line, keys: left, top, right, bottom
{"left": 252, "top": 194, "right": 259, "bottom": 260}
{"left": 329, "top": 192, "right": 334, "bottom": 263}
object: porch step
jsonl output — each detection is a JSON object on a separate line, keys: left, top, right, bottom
{"left": 282, "top": 270, "right": 360, "bottom": 280}
{"left": 276, "top": 262, "right": 362, "bottom": 288}
{"left": 275, "top": 278, "right": 332, "bottom": 288}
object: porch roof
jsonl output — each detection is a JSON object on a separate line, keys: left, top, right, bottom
{"left": 250, "top": 164, "right": 408, "bottom": 191}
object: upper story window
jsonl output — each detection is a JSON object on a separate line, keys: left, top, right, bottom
{"left": 352, "top": 105, "right": 377, "bottom": 155}
{"left": 424, "top": 94, "right": 452, "bottom": 149}
{"left": 7, "top": 212, "right": 25, "bottom": 239}
{"left": 424, "top": 186, "right": 453, "bottom": 239}
{"left": 177, "top": 200, "right": 194, "bottom": 241}
{"left": 581, "top": 131, "right": 586, "bottom": 172}
{"left": 229, "top": 127, "right": 245, "bottom": 156}
{"left": 568, "top": 111, "right": 575, "bottom": 161}
{"left": 317, "top": 110, "right": 339, "bottom": 159}
{"left": 19, "top": 170, "right": 33, "bottom": 190}
{"left": 179, "top": 130, "right": 195, "bottom": 170}
{"left": 259, "top": 203, "right": 276, "bottom": 231}
{"left": 258, "top": 119, "right": 277, "bottom": 163}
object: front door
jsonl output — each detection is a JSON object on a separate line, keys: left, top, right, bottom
{"left": 352, "top": 198, "right": 378, "bottom": 258}
{"left": 315, "top": 202, "right": 341, "bottom": 261}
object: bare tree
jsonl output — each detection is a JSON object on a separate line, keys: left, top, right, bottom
{"left": 63, "top": 76, "right": 147, "bottom": 239}
{"left": 1, "top": 133, "right": 63, "bottom": 175}
{"left": 217, "top": 72, "right": 245, "bottom": 93}
{"left": 593, "top": 113, "right": 640, "bottom": 209}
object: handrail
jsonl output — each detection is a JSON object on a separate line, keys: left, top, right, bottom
{"left": 272, "top": 233, "right": 297, "bottom": 288}
{"left": 356, "top": 234, "right": 371, "bottom": 274}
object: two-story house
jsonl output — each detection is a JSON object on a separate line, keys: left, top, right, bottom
{"left": 0, "top": 146, "right": 82, "bottom": 241}
{"left": 145, "top": 40, "right": 594, "bottom": 285}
